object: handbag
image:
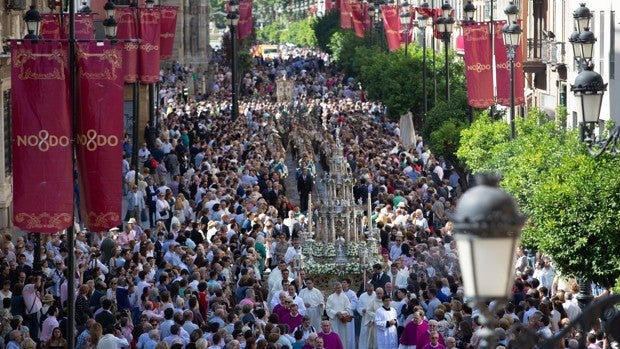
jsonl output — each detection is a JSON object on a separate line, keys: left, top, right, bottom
{"left": 141, "top": 209, "right": 147, "bottom": 222}
{"left": 124, "top": 210, "right": 132, "bottom": 222}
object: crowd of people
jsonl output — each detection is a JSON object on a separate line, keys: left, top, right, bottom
{"left": 0, "top": 45, "right": 616, "bottom": 349}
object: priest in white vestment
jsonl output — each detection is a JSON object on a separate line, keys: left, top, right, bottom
{"left": 325, "top": 282, "right": 352, "bottom": 346}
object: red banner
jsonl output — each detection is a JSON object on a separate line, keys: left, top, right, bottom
{"left": 10, "top": 40, "right": 73, "bottom": 233}
{"left": 159, "top": 6, "right": 178, "bottom": 60}
{"left": 75, "top": 42, "right": 124, "bottom": 232}
{"left": 40, "top": 14, "right": 61, "bottom": 39}
{"left": 138, "top": 8, "right": 161, "bottom": 83}
{"left": 340, "top": 0, "right": 352, "bottom": 29}
{"left": 62, "top": 14, "right": 95, "bottom": 39}
{"left": 494, "top": 21, "right": 525, "bottom": 106}
{"left": 363, "top": 5, "right": 371, "bottom": 30}
{"left": 381, "top": 5, "right": 402, "bottom": 52}
{"left": 463, "top": 22, "right": 494, "bottom": 108}
{"left": 116, "top": 7, "right": 139, "bottom": 83}
{"left": 351, "top": 3, "right": 364, "bottom": 38}
{"left": 238, "top": 0, "right": 253, "bottom": 41}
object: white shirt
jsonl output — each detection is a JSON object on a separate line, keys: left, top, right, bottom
{"left": 96, "top": 333, "right": 129, "bottom": 349}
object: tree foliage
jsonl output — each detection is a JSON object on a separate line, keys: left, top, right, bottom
{"left": 280, "top": 17, "right": 318, "bottom": 47}
{"left": 423, "top": 90, "right": 470, "bottom": 167}
{"left": 256, "top": 17, "right": 317, "bottom": 47}
{"left": 456, "top": 113, "right": 620, "bottom": 287}
{"left": 313, "top": 10, "right": 340, "bottom": 54}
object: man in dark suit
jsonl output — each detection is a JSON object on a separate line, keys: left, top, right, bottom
{"left": 94, "top": 298, "right": 117, "bottom": 328}
{"left": 261, "top": 180, "right": 278, "bottom": 206}
{"left": 297, "top": 167, "right": 313, "bottom": 213}
{"left": 145, "top": 177, "right": 159, "bottom": 227}
{"left": 370, "top": 263, "right": 391, "bottom": 290}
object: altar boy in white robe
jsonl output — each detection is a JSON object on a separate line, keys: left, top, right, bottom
{"left": 342, "top": 278, "right": 358, "bottom": 349}
{"left": 374, "top": 295, "right": 399, "bottom": 349}
{"left": 326, "top": 282, "right": 352, "bottom": 346}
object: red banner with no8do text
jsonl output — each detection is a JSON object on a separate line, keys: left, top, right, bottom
{"left": 11, "top": 40, "right": 73, "bottom": 233}
{"left": 75, "top": 41, "right": 124, "bottom": 232}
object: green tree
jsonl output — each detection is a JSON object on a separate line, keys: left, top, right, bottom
{"left": 423, "top": 90, "right": 470, "bottom": 167}
{"left": 281, "top": 17, "right": 318, "bottom": 47}
{"left": 313, "top": 10, "right": 340, "bottom": 54}
{"left": 456, "top": 113, "right": 620, "bottom": 287}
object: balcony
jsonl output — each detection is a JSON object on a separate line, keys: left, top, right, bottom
{"left": 523, "top": 37, "right": 546, "bottom": 74}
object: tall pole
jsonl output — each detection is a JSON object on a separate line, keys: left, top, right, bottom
{"left": 404, "top": 25, "right": 409, "bottom": 55}
{"left": 231, "top": 24, "right": 239, "bottom": 121}
{"left": 133, "top": 82, "right": 139, "bottom": 186}
{"left": 431, "top": 0, "right": 437, "bottom": 104}
{"left": 33, "top": 234, "right": 42, "bottom": 275}
{"left": 444, "top": 35, "right": 449, "bottom": 101}
{"left": 423, "top": 34, "right": 427, "bottom": 117}
{"left": 509, "top": 50, "right": 515, "bottom": 139}
{"left": 67, "top": 0, "right": 76, "bottom": 346}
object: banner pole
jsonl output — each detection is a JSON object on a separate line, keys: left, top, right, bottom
{"left": 67, "top": 0, "right": 76, "bottom": 345}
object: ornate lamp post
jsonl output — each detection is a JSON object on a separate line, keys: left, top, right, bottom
{"left": 227, "top": 0, "right": 240, "bottom": 121}
{"left": 434, "top": 1, "right": 454, "bottom": 101}
{"left": 400, "top": 2, "right": 411, "bottom": 55}
{"left": 502, "top": 1, "right": 521, "bottom": 140}
{"left": 22, "top": 7, "right": 43, "bottom": 278}
{"left": 567, "top": 3, "right": 619, "bottom": 157}
{"left": 417, "top": 1, "right": 429, "bottom": 118}
{"left": 453, "top": 174, "right": 620, "bottom": 349}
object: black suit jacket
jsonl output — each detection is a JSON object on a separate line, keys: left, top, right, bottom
{"left": 297, "top": 175, "right": 313, "bottom": 194}
{"left": 145, "top": 185, "right": 159, "bottom": 208}
{"left": 371, "top": 272, "right": 391, "bottom": 290}
{"left": 95, "top": 310, "right": 117, "bottom": 329}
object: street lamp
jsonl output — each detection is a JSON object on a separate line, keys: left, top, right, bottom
{"left": 417, "top": 1, "right": 429, "bottom": 118}
{"left": 502, "top": 1, "right": 521, "bottom": 140}
{"left": 227, "top": 0, "right": 240, "bottom": 121}
{"left": 400, "top": 2, "right": 411, "bottom": 55}
{"left": 103, "top": 11, "right": 118, "bottom": 40}
{"left": 568, "top": 5, "right": 615, "bottom": 156}
{"left": 453, "top": 175, "right": 620, "bottom": 349}
{"left": 463, "top": 0, "right": 475, "bottom": 23}
{"left": 569, "top": 3, "right": 595, "bottom": 73}
{"left": 453, "top": 175, "right": 526, "bottom": 302}
{"left": 24, "top": 5, "right": 41, "bottom": 40}
{"left": 435, "top": 1, "right": 453, "bottom": 101}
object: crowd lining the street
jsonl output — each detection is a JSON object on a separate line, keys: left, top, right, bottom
{"left": 0, "top": 47, "right": 616, "bottom": 349}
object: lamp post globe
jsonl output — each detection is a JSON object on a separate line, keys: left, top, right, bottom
{"left": 440, "top": 0, "right": 451, "bottom": 18}
{"left": 24, "top": 5, "right": 42, "bottom": 39}
{"left": 452, "top": 175, "right": 526, "bottom": 301}
{"left": 104, "top": 0, "right": 116, "bottom": 19}
{"left": 577, "top": 28, "right": 596, "bottom": 64}
{"left": 571, "top": 68, "right": 607, "bottom": 125}
{"left": 463, "top": 0, "right": 476, "bottom": 22}
{"left": 504, "top": 0, "right": 518, "bottom": 24}
{"left": 573, "top": 2, "right": 592, "bottom": 34}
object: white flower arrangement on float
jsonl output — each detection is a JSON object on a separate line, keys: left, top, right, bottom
{"left": 309, "top": 242, "right": 336, "bottom": 258}
{"left": 347, "top": 242, "right": 360, "bottom": 257}
{"left": 304, "top": 261, "right": 370, "bottom": 276}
